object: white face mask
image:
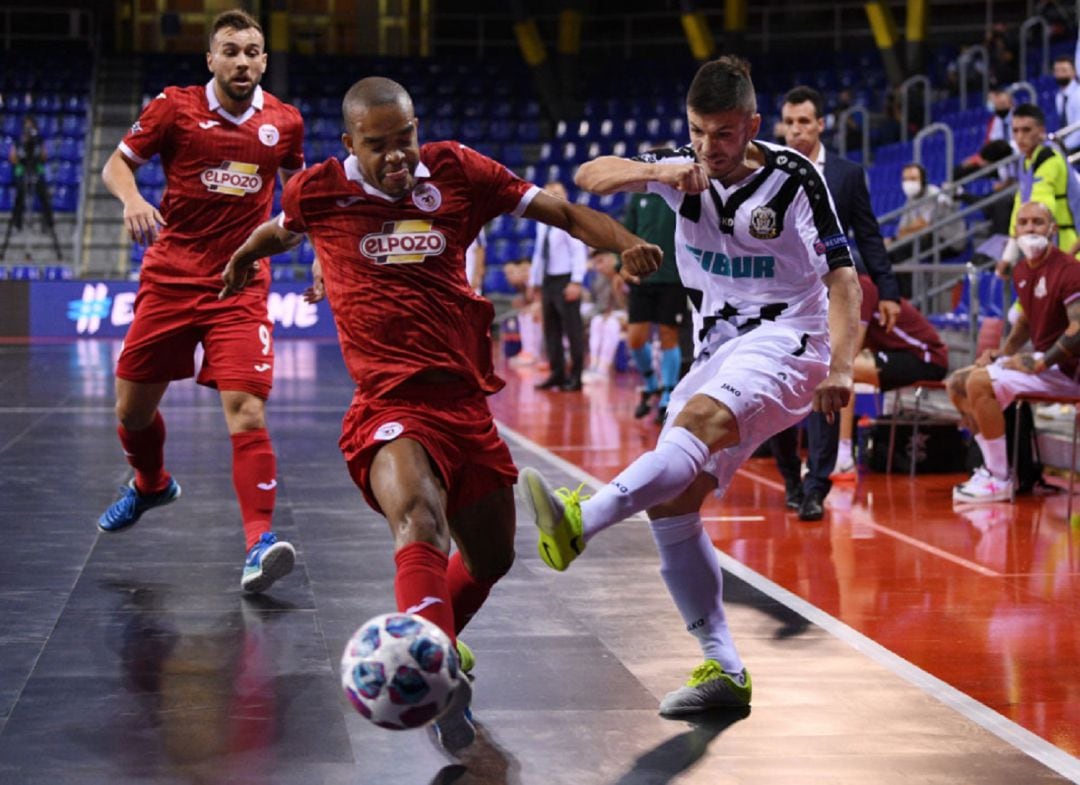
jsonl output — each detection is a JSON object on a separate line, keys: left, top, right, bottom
{"left": 901, "top": 180, "right": 922, "bottom": 198}
{"left": 1017, "top": 233, "right": 1050, "bottom": 259}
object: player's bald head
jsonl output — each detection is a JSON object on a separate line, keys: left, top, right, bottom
{"left": 1017, "top": 200, "right": 1054, "bottom": 225}
{"left": 342, "top": 77, "right": 413, "bottom": 129}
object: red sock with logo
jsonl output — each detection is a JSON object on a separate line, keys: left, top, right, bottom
{"left": 231, "top": 429, "right": 277, "bottom": 550}
{"left": 446, "top": 551, "right": 501, "bottom": 635}
{"left": 394, "top": 542, "right": 456, "bottom": 644}
{"left": 118, "top": 411, "right": 171, "bottom": 495}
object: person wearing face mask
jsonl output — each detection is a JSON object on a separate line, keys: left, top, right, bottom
{"left": 948, "top": 201, "right": 1080, "bottom": 503}
{"left": 888, "top": 163, "right": 967, "bottom": 263}
{"left": 1053, "top": 55, "right": 1080, "bottom": 154}
{"left": 997, "top": 104, "right": 1079, "bottom": 280}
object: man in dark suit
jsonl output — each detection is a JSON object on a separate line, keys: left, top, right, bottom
{"left": 769, "top": 86, "right": 903, "bottom": 521}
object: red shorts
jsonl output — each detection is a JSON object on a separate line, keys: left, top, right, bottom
{"left": 116, "top": 283, "right": 274, "bottom": 399}
{"left": 342, "top": 380, "right": 518, "bottom": 517}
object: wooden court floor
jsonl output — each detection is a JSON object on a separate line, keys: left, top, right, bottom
{"left": 0, "top": 339, "right": 1078, "bottom": 784}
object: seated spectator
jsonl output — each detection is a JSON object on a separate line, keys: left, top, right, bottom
{"left": 832, "top": 275, "right": 949, "bottom": 476}
{"left": 947, "top": 201, "right": 1080, "bottom": 503}
{"left": 583, "top": 249, "right": 628, "bottom": 381}
{"left": 504, "top": 259, "right": 545, "bottom": 368}
{"left": 886, "top": 163, "right": 967, "bottom": 262}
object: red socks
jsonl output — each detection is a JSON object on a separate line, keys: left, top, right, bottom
{"left": 231, "top": 429, "right": 277, "bottom": 549}
{"left": 446, "top": 551, "right": 499, "bottom": 635}
{"left": 394, "top": 542, "right": 456, "bottom": 644}
{"left": 118, "top": 411, "right": 170, "bottom": 495}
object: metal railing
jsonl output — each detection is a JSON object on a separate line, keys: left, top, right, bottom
{"left": 836, "top": 105, "right": 871, "bottom": 165}
{"left": 958, "top": 45, "right": 989, "bottom": 112}
{"left": 1007, "top": 80, "right": 1038, "bottom": 106}
{"left": 900, "top": 75, "right": 931, "bottom": 144}
{"left": 1019, "top": 15, "right": 1050, "bottom": 83}
{"left": 913, "top": 122, "right": 955, "bottom": 183}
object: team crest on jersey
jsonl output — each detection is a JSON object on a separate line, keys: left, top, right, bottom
{"left": 201, "top": 161, "right": 263, "bottom": 196}
{"left": 748, "top": 205, "right": 779, "bottom": 239}
{"left": 258, "top": 124, "right": 280, "bottom": 147}
{"left": 361, "top": 220, "right": 447, "bottom": 264}
{"left": 411, "top": 182, "right": 442, "bottom": 212}
{"left": 1035, "top": 276, "right": 1048, "bottom": 299}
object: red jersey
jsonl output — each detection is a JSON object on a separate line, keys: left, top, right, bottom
{"left": 119, "top": 82, "right": 305, "bottom": 289}
{"left": 280, "top": 142, "right": 538, "bottom": 398}
{"left": 1014, "top": 245, "right": 1080, "bottom": 378}
{"left": 858, "top": 275, "right": 947, "bottom": 367}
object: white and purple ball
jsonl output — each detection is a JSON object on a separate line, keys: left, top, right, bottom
{"left": 341, "top": 612, "right": 461, "bottom": 730}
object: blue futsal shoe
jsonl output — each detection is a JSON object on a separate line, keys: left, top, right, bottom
{"left": 98, "top": 478, "right": 181, "bottom": 533}
{"left": 241, "top": 532, "right": 296, "bottom": 594}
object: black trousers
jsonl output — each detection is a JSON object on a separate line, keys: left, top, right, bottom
{"left": 541, "top": 273, "right": 584, "bottom": 383}
{"left": 769, "top": 411, "right": 839, "bottom": 498}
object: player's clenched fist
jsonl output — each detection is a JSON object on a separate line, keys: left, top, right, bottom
{"left": 658, "top": 163, "right": 709, "bottom": 194}
{"left": 812, "top": 371, "right": 853, "bottom": 417}
{"left": 219, "top": 254, "right": 260, "bottom": 299}
{"left": 619, "top": 242, "right": 663, "bottom": 283}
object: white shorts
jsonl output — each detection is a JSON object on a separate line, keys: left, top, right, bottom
{"left": 986, "top": 355, "right": 1080, "bottom": 408}
{"left": 660, "top": 321, "right": 830, "bottom": 497}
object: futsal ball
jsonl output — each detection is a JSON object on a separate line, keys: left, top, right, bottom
{"left": 340, "top": 612, "right": 461, "bottom": 730}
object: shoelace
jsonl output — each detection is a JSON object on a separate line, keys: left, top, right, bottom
{"left": 686, "top": 660, "right": 723, "bottom": 687}
{"left": 107, "top": 486, "right": 139, "bottom": 521}
{"left": 554, "top": 482, "right": 591, "bottom": 508}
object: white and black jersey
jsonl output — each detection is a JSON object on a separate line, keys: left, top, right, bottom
{"left": 635, "top": 141, "right": 854, "bottom": 356}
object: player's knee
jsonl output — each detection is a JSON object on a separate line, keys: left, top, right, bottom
{"left": 115, "top": 401, "right": 155, "bottom": 431}
{"left": 392, "top": 495, "right": 450, "bottom": 551}
{"left": 966, "top": 368, "right": 994, "bottom": 400}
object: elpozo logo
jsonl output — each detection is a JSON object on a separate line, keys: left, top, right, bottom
{"left": 361, "top": 220, "right": 446, "bottom": 264}
{"left": 201, "top": 161, "right": 262, "bottom": 196}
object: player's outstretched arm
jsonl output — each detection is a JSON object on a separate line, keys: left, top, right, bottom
{"left": 575, "top": 155, "right": 708, "bottom": 196}
{"left": 814, "top": 265, "right": 861, "bottom": 416}
{"left": 220, "top": 217, "right": 301, "bottom": 299}
{"left": 523, "top": 190, "right": 663, "bottom": 282}
{"left": 102, "top": 149, "right": 165, "bottom": 247}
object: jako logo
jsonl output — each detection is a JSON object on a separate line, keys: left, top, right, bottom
{"left": 66, "top": 284, "right": 136, "bottom": 335}
{"left": 201, "top": 161, "right": 262, "bottom": 196}
{"left": 360, "top": 220, "right": 447, "bottom": 264}
{"left": 720, "top": 382, "right": 741, "bottom": 397}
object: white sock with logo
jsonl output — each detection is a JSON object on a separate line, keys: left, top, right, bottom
{"left": 581, "top": 426, "right": 710, "bottom": 542}
{"left": 975, "top": 433, "right": 1009, "bottom": 481}
{"left": 650, "top": 513, "right": 743, "bottom": 673}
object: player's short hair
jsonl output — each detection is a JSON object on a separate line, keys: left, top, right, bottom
{"left": 686, "top": 55, "right": 756, "bottom": 116}
{"left": 342, "top": 77, "right": 413, "bottom": 128}
{"left": 782, "top": 86, "right": 824, "bottom": 118}
{"left": 1054, "top": 54, "right": 1076, "bottom": 69}
{"left": 209, "top": 9, "right": 263, "bottom": 49}
{"left": 1013, "top": 103, "right": 1046, "bottom": 127}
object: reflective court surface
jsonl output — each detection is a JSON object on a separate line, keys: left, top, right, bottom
{"left": 0, "top": 339, "right": 1078, "bottom": 784}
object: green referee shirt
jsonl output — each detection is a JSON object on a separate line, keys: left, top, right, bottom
{"left": 621, "top": 192, "right": 681, "bottom": 286}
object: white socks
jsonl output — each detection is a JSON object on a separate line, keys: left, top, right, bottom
{"left": 650, "top": 513, "right": 744, "bottom": 673}
{"left": 975, "top": 433, "right": 1008, "bottom": 480}
{"left": 581, "top": 427, "right": 711, "bottom": 542}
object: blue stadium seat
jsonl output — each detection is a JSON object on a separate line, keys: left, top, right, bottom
{"left": 43, "top": 265, "right": 72, "bottom": 280}
{"left": 9, "top": 265, "right": 40, "bottom": 280}
{"left": 52, "top": 185, "right": 76, "bottom": 212}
